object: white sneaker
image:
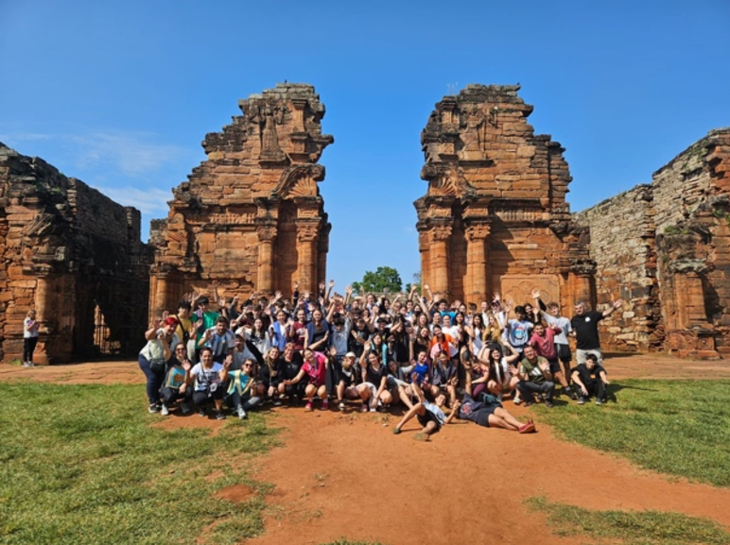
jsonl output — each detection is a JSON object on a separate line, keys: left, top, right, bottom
{"left": 513, "top": 392, "right": 522, "bottom": 405}
{"left": 160, "top": 404, "right": 169, "bottom": 416}
{"left": 237, "top": 406, "right": 247, "bottom": 420}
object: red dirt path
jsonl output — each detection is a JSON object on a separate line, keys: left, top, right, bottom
{"left": 3, "top": 354, "right": 730, "bottom": 545}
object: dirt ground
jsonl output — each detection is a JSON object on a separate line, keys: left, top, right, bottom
{"left": 3, "top": 353, "right": 730, "bottom": 545}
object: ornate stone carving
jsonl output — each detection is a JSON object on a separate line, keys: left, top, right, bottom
{"left": 296, "top": 222, "right": 320, "bottom": 243}
{"left": 465, "top": 223, "right": 491, "bottom": 241}
{"left": 430, "top": 224, "right": 453, "bottom": 242}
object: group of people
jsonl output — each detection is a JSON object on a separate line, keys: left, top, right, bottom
{"left": 138, "top": 281, "right": 620, "bottom": 439}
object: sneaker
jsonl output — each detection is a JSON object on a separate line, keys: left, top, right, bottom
{"left": 273, "top": 399, "right": 282, "bottom": 407}
{"left": 513, "top": 393, "right": 522, "bottom": 405}
{"left": 215, "top": 410, "right": 226, "bottom": 420}
{"left": 578, "top": 396, "right": 586, "bottom": 405}
{"left": 567, "top": 388, "right": 578, "bottom": 401}
{"left": 148, "top": 404, "right": 160, "bottom": 414}
{"left": 321, "top": 399, "right": 329, "bottom": 411}
{"left": 360, "top": 404, "right": 368, "bottom": 413}
{"left": 544, "top": 400, "right": 554, "bottom": 408}
{"left": 305, "top": 401, "right": 313, "bottom": 411}
{"left": 523, "top": 400, "right": 534, "bottom": 408}
{"left": 160, "top": 404, "right": 169, "bottom": 416}
{"left": 518, "top": 421, "right": 536, "bottom": 434}
{"left": 22, "top": 361, "right": 33, "bottom": 368}
{"left": 369, "top": 407, "right": 377, "bottom": 413}
{"left": 393, "top": 427, "right": 401, "bottom": 435}
{"left": 198, "top": 407, "right": 207, "bottom": 417}
{"left": 595, "top": 399, "right": 603, "bottom": 406}
{"left": 237, "top": 406, "right": 247, "bottom": 420}
{"left": 338, "top": 401, "right": 346, "bottom": 411}
{"left": 181, "top": 402, "right": 191, "bottom": 414}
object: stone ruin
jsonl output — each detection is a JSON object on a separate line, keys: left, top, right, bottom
{"left": 149, "top": 83, "right": 333, "bottom": 318}
{"left": 414, "top": 84, "right": 594, "bottom": 312}
{"left": 575, "top": 128, "right": 730, "bottom": 358}
{"left": 1, "top": 81, "right": 728, "bottom": 362}
{"left": 0, "top": 144, "right": 151, "bottom": 363}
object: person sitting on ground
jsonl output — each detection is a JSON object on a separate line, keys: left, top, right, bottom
{"left": 334, "top": 350, "right": 368, "bottom": 411}
{"left": 392, "top": 380, "right": 459, "bottom": 441}
{"left": 159, "top": 342, "right": 192, "bottom": 416}
{"left": 529, "top": 322, "right": 576, "bottom": 400}
{"left": 430, "top": 349, "right": 458, "bottom": 408}
{"left": 221, "top": 357, "right": 260, "bottom": 419}
{"left": 457, "top": 391, "right": 535, "bottom": 433}
{"left": 283, "top": 348, "right": 329, "bottom": 411}
{"left": 359, "top": 343, "right": 392, "bottom": 412}
{"left": 188, "top": 347, "right": 226, "bottom": 420}
{"left": 278, "top": 342, "right": 306, "bottom": 404}
{"left": 516, "top": 345, "right": 556, "bottom": 408}
{"left": 476, "top": 343, "right": 520, "bottom": 401}
{"left": 138, "top": 316, "right": 180, "bottom": 414}
{"left": 571, "top": 353, "right": 610, "bottom": 406}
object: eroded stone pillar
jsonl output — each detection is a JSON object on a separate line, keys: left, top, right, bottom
{"left": 256, "top": 224, "right": 277, "bottom": 294}
{"left": 34, "top": 268, "right": 54, "bottom": 365}
{"left": 430, "top": 224, "right": 453, "bottom": 296}
{"left": 465, "top": 223, "right": 490, "bottom": 304}
{"left": 296, "top": 221, "right": 319, "bottom": 293}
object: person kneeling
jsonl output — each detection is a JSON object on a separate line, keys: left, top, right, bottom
{"left": 392, "top": 380, "right": 458, "bottom": 441}
{"left": 571, "top": 353, "right": 609, "bottom": 406}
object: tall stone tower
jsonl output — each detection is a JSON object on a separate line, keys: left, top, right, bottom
{"left": 150, "top": 83, "right": 333, "bottom": 317}
{"left": 414, "top": 84, "right": 593, "bottom": 308}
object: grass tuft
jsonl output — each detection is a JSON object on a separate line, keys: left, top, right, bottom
{"left": 527, "top": 496, "right": 730, "bottom": 544}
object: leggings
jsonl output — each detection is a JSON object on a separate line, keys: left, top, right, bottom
{"left": 227, "top": 391, "right": 261, "bottom": 410}
{"left": 160, "top": 386, "right": 191, "bottom": 406}
{"left": 138, "top": 355, "right": 165, "bottom": 405}
{"left": 23, "top": 337, "right": 39, "bottom": 363}
{"left": 192, "top": 388, "right": 224, "bottom": 407}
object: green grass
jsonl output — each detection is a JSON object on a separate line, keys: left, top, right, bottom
{"left": 0, "top": 383, "right": 279, "bottom": 545}
{"left": 534, "top": 379, "right": 730, "bottom": 487}
{"left": 527, "top": 496, "right": 730, "bottom": 545}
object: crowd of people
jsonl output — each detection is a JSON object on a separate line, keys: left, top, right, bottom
{"left": 138, "top": 281, "right": 622, "bottom": 439}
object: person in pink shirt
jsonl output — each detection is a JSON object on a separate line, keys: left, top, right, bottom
{"left": 284, "top": 348, "right": 329, "bottom": 411}
{"left": 529, "top": 323, "right": 575, "bottom": 399}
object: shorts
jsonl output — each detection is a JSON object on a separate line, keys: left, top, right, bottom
{"left": 555, "top": 344, "right": 572, "bottom": 364}
{"left": 416, "top": 407, "right": 442, "bottom": 433}
{"left": 548, "top": 359, "right": 562, "bottom": 374}
{"left": 576, "top": 348, "right": 602, "bottom": 365}
{"left": 475, "top": 406, "right": 500, "bottom": 427}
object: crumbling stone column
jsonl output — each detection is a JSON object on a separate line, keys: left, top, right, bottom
{"left": 296, "top": 221, "right": 319, "bottom": 294}
{"left": 430, "top": 223, "right": 453, "bottom": 296}
{"left": 256, "top": 223, "right": 277, "bottom": 294}
{"left": 465, "top": 223, "right": 490, "bottom": 304}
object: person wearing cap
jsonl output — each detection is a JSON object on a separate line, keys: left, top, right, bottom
{"left": 138, "top": 316, "right": 180, "bottom": 413}
{"left": 334, "top": 349, "right": 368, "bottom": 410}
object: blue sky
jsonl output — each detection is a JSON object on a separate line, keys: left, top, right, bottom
{"left": 1, "top": 0, "right": 729, "bottom": 288}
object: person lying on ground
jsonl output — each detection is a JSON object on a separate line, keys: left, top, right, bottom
{"left": 392, "top": 380, "right": 459, "bottom": 441}
{"left": 457, "top": 391, "right": 535, "bottom": 433}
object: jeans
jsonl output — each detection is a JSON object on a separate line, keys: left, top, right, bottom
{"left": 138, "top": 355, "right": 165, "bottom": 405}
{"left": 516, "top": 380, "right": 555, "bottom": 402}
{"left": 227, "top": 390, "right": 261, "bottom": 411}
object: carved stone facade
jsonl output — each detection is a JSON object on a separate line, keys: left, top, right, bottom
{"left": 575, "top": 129, "right": 730, "bottom": 358}
{"left": 150, "top": 83, "right": 333, "bottom": 317}
{"left": 415, "top": 84, "right": 592, "bottom": 310}
{"left": 0, "top": 144, "right": 150, "bottom": 363}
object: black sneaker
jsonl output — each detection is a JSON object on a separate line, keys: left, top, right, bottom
{"left": 545, "top": 400, "right": 554, "bottom": 408}
{"left": 197, "top": 407, "right": 207, "bottom": 417}
{"left": 148, "top": 404, "right": 160, "bottom": 414}
{"left": 215, "top": 410, "right": 226, "bottom": 420}
{"left": 595, "top": 399, "right": 603, "bottom": 406}
{"left": 577, "top": 397, "right": 586, "bottom": 405}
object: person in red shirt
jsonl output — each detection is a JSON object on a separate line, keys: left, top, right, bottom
{"left": 529, "top": 322, "right": 575, "bottom": 399}
{"left": 283, "top": 348, "right": 329, "bottom": 411}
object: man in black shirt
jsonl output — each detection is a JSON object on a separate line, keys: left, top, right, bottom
{"left": 571, "top": 353, "right": 609, "bottom": 405}
{"left": 570, "top": 299, "right": 622, "bottom": 366}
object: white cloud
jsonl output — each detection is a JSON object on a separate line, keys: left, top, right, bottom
{"left": 92, "top": 185, "right": 173, "bottom": 217}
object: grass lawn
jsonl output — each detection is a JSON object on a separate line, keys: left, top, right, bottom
{"left": 533, "top": 379, "right": 730, "bottom": 487}
{"left": 528, "top": 497, "right": 730, "bottom": 545}
{"left": 0, "top": 383, "right": 278, "bottom": 545}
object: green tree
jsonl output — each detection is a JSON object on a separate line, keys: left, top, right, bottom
{"left": 353, "top": 266, "right": 403, "bottom": 294}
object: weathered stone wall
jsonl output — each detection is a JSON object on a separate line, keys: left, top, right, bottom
{"left": 150, "top": 83, "right": 333, "bottom": 318}
{"left": 414, "top": 84, "right": 593, "bottom": 310}
{"left": 0, "top": 143, "right": 150, "bottom": 363}
{"left": 577, "top": 128, "right": 730, "bottom": 357}
{"left": 573, "top": 186, "right": 661, "bottom": 352}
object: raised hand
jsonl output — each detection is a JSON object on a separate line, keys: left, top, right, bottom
{"left": 531, "top": 289, "right": 541, "bottom": 299}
